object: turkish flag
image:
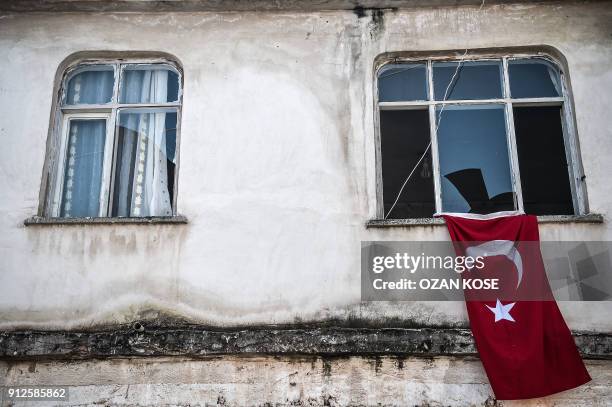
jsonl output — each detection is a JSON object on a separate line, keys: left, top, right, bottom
{"left": 443, "top": 214, "right": 591, "bottom": 400}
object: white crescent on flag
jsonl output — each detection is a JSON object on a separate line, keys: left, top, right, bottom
{"left": 466, "top": 240, "right": 523, "bottom": 288}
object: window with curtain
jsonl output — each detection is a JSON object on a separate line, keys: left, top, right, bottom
{"left": 376, "top": 54, "right": 586, "bottom": 219}
{"left": 50, "top": 61, "right": 181, "bottom": 218}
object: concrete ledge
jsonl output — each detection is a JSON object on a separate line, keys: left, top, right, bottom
{"left": 1, "top": 327, "right": 610, "bottom": 361}
{"left": 23, "top": 215, "right": 188, "bottom": 226}
{"left": 366, "top": 213, "right": 604, "bottom": 228}
{"left": 537, "top": 213, "right": 605, "bottom": 224}
{"left": 0, "top": 0, "right": 566, "bottom": 13}
{"left": 366, "top": 218, "right": 445, "bottom": 227}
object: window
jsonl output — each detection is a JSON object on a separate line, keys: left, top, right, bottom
{"left": 376, "top": 53, "right": 585, "bottom": 219}
{"left": 48, "top": 60, "right": 181, "bottom": 218}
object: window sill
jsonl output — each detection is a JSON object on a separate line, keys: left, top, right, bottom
{"left": 23, "top": 215, "right": 188, "bottom": 226}
{"left": 366, "top": 213, "right": 604, "bottom": 228}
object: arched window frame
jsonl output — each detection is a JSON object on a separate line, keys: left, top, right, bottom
{"left": 41, "top": 54, "right": 183, "bottom": 219}
{"left": 373, "top": 48, "right": 588, "bottom": 219}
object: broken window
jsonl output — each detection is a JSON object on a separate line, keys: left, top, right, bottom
{"left": 377, "top": 55, "right": 584, "bottom": 218}
{"left": 380, "top": 109, "right": 435, "bottom": 218}
{"left": 49, "top": 60, "right": 182, "bottom": 218}
{"left": 436, "top": 105, "right": 514, "bottom": 214}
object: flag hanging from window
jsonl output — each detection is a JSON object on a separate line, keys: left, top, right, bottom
{"left": 443, "top": 213, "right": 591, "bottom": 400}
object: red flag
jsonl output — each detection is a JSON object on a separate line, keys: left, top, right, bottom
{"left": 443, "top": 213, "right": 591, "bottom": 400}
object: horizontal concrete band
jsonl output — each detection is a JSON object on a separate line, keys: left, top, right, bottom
{"left": 1, "top": 327, "right": 610, "bottom": 360}
{"left": 366, "top": 213, "right": 605, "bottom": 227}
{"left": 0, "top": 1, "right": 563, "bottom": 13}
{"left": 23, "top": 215, "right": 189, "bottom": 225}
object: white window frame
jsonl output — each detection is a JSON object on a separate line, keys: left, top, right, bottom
{"left": 51, "top": 112, "right": 114, "bottom": 217}
{"left": 374, "top": 51, "right": 588, "bottom": 219}
{"left": 47, "top": 58, "right": 183, "bottom": 218}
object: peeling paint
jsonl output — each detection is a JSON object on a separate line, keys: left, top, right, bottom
{"left": 0, "top": 2, "right": 611, "bottom": 333}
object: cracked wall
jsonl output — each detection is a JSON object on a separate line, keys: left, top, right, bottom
{"left": 0, "top": 2, "right": 611, "bottom": 333}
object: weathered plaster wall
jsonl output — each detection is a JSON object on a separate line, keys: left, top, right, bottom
{"left": 1, "top": 356, "right": 611, "bottom": 406}
{"left": 0, "top": 2, "right": 611, "bottom": 331}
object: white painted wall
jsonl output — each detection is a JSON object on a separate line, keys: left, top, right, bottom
{"left": 1, "top": 2, "right": 611, "bottom": 330}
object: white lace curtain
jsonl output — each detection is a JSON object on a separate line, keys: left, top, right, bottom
{"left": 114, "top": 69, "right": 173, "bottom": 217}
{"left": 60, "top": 119, "right": 106, "bottom": 217}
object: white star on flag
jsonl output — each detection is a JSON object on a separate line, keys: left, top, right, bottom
{"left": 486, "top": 299, "right": 516, "bottom": 323}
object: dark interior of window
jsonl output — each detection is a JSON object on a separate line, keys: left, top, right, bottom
{"left": 433, "top": 61, "right": 503, "bottom": 101}
{"left": 508, "top": 59, "right": 561, "bottom": 99}
{"left": 165, "top": 113, "right": 177, "bottom": 202}
{"left": 378, "top": 63, "right": 428, "bottom": 102}
{"left": 513, "top": 106, "right": 574, "bottom": 215}
{"left": 380, "top": 109, "right": 435, "bottom": 218}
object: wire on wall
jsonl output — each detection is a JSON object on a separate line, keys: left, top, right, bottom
{"left": 384, "top": 49, "right": 469, "bottom": 219}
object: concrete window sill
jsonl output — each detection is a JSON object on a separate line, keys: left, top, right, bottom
{"left": 23, "top": 215, "right": 188, "bottom": 226}
{"left": 366, "top": 213, "right": 604, "bottom": 228}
